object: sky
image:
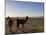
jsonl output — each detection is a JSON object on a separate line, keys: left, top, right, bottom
{"left": 6, "top": 0, "right": 44, "bottom": 17}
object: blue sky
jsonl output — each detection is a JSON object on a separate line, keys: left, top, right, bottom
{"left": 6, "top": 0, "right": 44, "bottom": 17}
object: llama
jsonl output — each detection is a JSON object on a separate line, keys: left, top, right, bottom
{"left": 7, "top": 16, "right": 13, "bottom": 32}
{"left": 16, "top": 16, "right": 28, "bottom": 31}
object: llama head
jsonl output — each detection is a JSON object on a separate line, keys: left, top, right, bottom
{"left": 26, "top": 16, "right": 28, "bottom": 20}
{"left": 7, "top": 16, "right": 10, "bottom": 19}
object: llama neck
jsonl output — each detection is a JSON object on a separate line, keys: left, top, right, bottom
{"left": 25, "top": 18, "right": 28, "bottom": 22}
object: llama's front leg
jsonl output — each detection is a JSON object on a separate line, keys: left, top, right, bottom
{"left": 22, "top": 24, "right": 24, "bottom": 31}
{"left": 17, "top": 24, "right": 19, "bottom": 31}
{"left": 16, "top": 24, "right": 19, "bottom": 32}
{"left": 9, "top": 26, "right": 12, "bottom": 32}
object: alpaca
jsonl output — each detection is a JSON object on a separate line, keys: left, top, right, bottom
{"left": 7, "top": 16, "right": 13, "bottom": 32}
{"left": 16, "top": 16, "right": 28, "bottom": 30}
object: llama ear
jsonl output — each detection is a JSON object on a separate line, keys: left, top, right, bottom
{"left": 26, "top": 16, "right": 28, "bottom": 17}
{"left": 26, "top": 16, "right": 28, "bottom": 19}
{"left": 7, "top": 16, "right": 10, "bottom": 19}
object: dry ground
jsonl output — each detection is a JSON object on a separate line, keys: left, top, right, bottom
{"left": 5, "top": 17, "right": 44, "bottom": 34}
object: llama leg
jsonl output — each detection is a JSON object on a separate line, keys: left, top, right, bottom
{"left": 17, "top": 24, "right": 19, "bottom": 30}
{"left": 15, "top": 24, "right": 19, "bottom": 32}
{"left": 22, "top": 24, "right": 24, "bottom": 31}
{"left": 9, "top": 26, "right": 11, "bottom": 32}
{"left": 9, "top": 25, "right": 10, "bottom": 32}
{"left": 10, "top": 26, "right": 12, "bottom": 32}
{"left": 23, "top": 24, "right": 24, "bottom": 28}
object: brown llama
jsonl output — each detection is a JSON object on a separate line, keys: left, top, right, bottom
{"left": 16, "top": 16, "right": 28, "bottom": 30}
{"left": 7, "top": 16, "right": 13, "bottom": 32}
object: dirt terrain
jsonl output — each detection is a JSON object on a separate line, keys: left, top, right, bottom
{"left": 5, "top": 17, "right": 44, "bottom": 34}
